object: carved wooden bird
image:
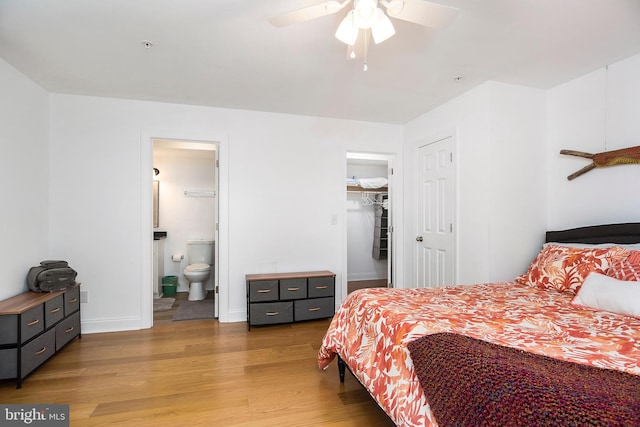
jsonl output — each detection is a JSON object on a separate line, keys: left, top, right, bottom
{"left": 560, "top": 145, "right": 640, "bottom": 180}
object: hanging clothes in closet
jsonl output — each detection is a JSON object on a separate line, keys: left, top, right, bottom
{"left": 372, "top": 193, "right": 388, "bottom": 260}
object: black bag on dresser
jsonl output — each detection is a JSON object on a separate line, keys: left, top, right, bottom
{"left": 27, "top": 260, "right": 77, "bottom": 292}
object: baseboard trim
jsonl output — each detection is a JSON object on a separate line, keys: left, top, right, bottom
{"left": 81, "top": 316, "right": 144, "bottom": 334}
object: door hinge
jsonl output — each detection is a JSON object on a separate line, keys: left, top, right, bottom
{"left": 215, "top": 285, "right": 219, "bottom": 294}
{"left": 216, "top": 159, "right": 219, "bottom": 168}
{"left": 450, "top": 152, "right": 453, "bottom": 162}
{"left": 389, "top": 167, "right": 394, "bottom": 175}
{"left": 450, "top": 223, "right": 453, "bottom": 232}
{"left": 215, "top": 223, "right": 219, "bottom": 231}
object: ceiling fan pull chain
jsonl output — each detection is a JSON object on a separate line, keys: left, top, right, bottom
{"left": 363, "top": 29, "right": 369, "bottom": 71}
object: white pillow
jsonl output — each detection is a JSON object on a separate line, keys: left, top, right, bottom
{"left": 571, "top": 272, "right": 640, "bottom": 317}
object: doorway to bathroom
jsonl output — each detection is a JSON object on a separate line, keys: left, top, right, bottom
{"left": 346, "top": 152, "right": 393, "bottom": 294}
{"left": 152, "top": 139, "right": 219, "bottom": 323}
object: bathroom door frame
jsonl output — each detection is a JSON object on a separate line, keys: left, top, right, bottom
{"left": 140, "top": 128, "right": 229, "bottom": 328}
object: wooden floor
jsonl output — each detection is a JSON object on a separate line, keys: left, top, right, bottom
{"left": 0, "top": 309, "right": 394, "bottom": 426}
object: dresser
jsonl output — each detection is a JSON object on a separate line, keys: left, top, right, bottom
{"left": 246, "top": 271, "right": 335, "bottom": 329}
{"left": 0, "top": 284, "right": 81, "bottom": 388}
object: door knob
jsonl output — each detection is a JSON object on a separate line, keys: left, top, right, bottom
{"left": 416, "top": 236, "right": 423, "bottom": 242}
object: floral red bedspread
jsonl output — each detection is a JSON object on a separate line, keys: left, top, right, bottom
{"left": 317, "top": 283, "right": 640, "bottom": 427}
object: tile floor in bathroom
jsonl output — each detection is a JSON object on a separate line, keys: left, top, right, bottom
{"left": 154, "top": 291, "right": 215, "bottom": 323}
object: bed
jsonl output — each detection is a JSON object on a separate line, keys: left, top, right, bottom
{"left": 317, "top": 223, "right": 640, "bottom": 427}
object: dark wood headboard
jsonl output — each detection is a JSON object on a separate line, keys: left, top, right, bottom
{"left": 545, "top": 223, "right": 640, "bottom": 244}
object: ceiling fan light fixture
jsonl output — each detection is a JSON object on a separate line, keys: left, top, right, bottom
{"left": 371, "top": 9, "right": 395, "bottom": 44}
{"left": 353, "top": 0, "right": 380, "bottom": 29}
{"left": 335, "top": 10, "right": 359, "bottom": 45}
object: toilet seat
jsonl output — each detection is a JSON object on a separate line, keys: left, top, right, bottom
{"left": 185, "top": 263, "right": 210, "bottom": 273}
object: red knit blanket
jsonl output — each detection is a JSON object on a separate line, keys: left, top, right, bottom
{"left": 407, "top": 333, "right": 640, "bottom": 427}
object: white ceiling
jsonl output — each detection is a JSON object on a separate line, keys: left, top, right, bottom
{"left": 1, "top": 0, "right": 639, "bottom": 124}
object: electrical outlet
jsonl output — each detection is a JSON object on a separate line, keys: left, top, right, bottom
{"left": 80, "top": 291, "right": 88, "bottom": 303}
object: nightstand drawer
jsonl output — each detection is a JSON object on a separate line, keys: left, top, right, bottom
{"left": 294, "top": 297, "right": 334, "bottom": 321}
{"left": 280, "top": 278, "right": 307, "bottom": 300}
{"left": 45, "top": 295, "right": 64, "bottom": 328}
{"left": 308, "top": 277, "right": 334, "bottom": 298}
{"left": 249, "top": 302, "right": 293, "bottom": 325}
{"left": 249, "top": 280, "right": 279, "bottom": 302}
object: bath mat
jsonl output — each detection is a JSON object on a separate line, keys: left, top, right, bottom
{"left": 173, "top": 300, "right": 214, "bottom": 321}
{"left": 153, "top": 297, "right": 175, "bottom": 312}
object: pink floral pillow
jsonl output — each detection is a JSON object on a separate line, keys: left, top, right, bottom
{"left": 607, "top": 250, "right": 640, "bottom": 281}
{"left": 516, "top": 244, "right": 628, "bottom": 294}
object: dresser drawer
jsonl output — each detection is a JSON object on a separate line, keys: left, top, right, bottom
{"left": 308, "top": 276, "right": 335, "bottom": 298}
{"left": 280, "top": 278, "right": 307, "bottom": 300}
{"left": 0, "top": 315, "right": 18, "bottom": 345}
{"left": 64, "top": 286, "right": 80, "bottom": 315}
{"left": 45, "top": 295, "right": 65, "bottom": 328}
{"left": 0, "top": 348, "right": 17, "bottom": 379}
{"left": 294, "top": 297, "right": 334, "bottom": 321}
{"left": 248, "top": 280, "right": 279, "bottom": 302}
{"left": 21, "top": 328, "right": 55, "bottom": 378}
{"left": 55, "top": 311, "right": 80, "bottom": 351}
{"left": 249, "top": 302, "right": 293, "bottom": 325}
{"left": 21, "top": 305, "right": 45, "bottom": 343}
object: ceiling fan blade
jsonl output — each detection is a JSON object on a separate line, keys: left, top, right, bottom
{"left": 385, "top": 0, "right": 459, "bottom": 29}
{"left": 268, "top": 0, "right": 351, "bottom": 28}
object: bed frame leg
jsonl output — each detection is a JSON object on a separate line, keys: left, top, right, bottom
{"left": 337, "top": 355, "right": 346, "bottom": 383}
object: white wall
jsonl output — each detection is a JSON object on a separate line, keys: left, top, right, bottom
{"left": 153, "top": 146, "right": 216, "bottom": 292}
{"left": 48, "top": 94, "right": 403, "bottom": 332}
{"left": 0, "top": 58, "right": 50, "bottom": 300}
{"left": 547, "top": 53, "right": 640, "bottom": 229}
{"left": 7, "top": 49, "right": 639, "bottom": 333}
{"left": 404, "top": 81, "right": 547, "bottom": 285}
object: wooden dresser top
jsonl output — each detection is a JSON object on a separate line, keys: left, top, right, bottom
{"left": 246, "top": 270, "right": 335, "bottom": 281}
{"left": 0, "top": 285, "right": 78, "bottom": 315}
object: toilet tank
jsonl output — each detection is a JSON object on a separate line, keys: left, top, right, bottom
{"left": 187, "top": 240, "right": 214, "bottom": 264}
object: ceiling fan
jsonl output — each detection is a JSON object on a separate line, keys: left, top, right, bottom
{"left": 269, "top": 0, "right": 460, "bottom": 69}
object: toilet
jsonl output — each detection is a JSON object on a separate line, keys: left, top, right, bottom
{"left": 183, "top": 240, "right": 214, "bottom": 301}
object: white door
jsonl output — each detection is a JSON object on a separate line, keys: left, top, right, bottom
{"left": 416, "top": 136, "right": 455, "bottom": 287}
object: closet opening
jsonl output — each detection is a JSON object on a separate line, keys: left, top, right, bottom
{"left": 346, "top": 152, "right": 392, "bottom": 294}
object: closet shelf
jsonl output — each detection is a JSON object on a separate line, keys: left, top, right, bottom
{"left": 347, "top": 185, "right": 388, "bottom": 193}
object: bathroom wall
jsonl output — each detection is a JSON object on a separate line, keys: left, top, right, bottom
{"left": 153, "top": 143, "right": 216, "bottom": 293}
{"left": 346, "top": 160, "right": 388, "bottom": 282}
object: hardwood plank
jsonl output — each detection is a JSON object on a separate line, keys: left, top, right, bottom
{"left": 0, "top": 317, "right": 394, "bottom": 426}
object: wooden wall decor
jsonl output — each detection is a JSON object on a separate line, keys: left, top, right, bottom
{"left": 560, "top": 145, "right": 640, "bottom": 180}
